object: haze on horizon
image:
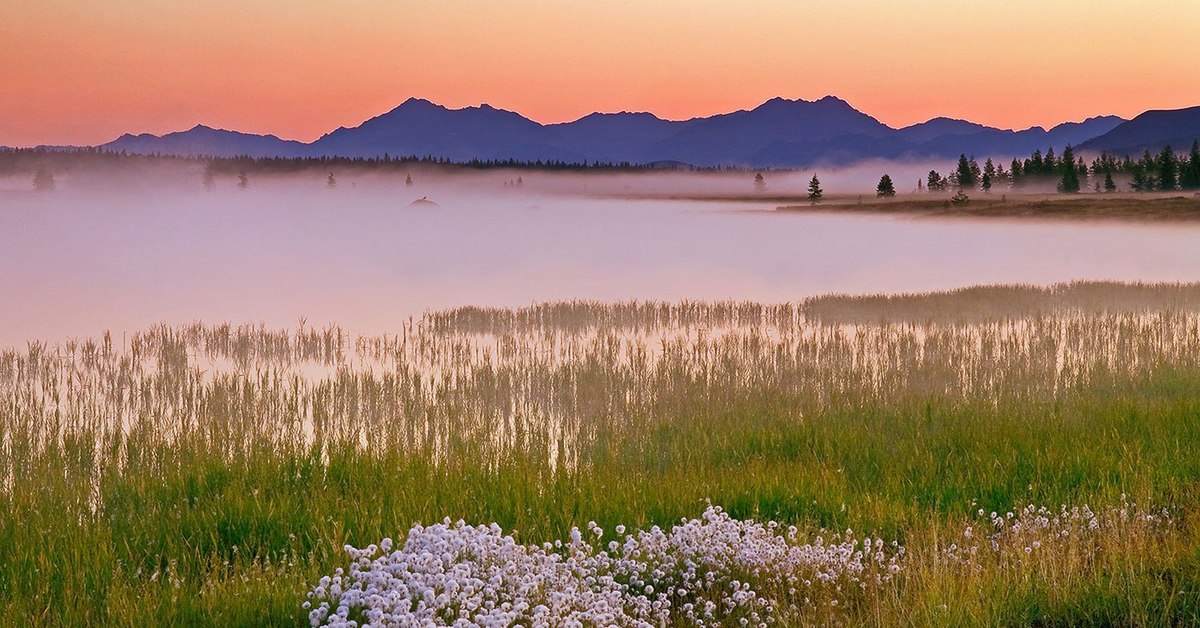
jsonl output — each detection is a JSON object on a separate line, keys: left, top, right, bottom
{"left": 3, "top": 0, "right": 1199, "bottom": 147}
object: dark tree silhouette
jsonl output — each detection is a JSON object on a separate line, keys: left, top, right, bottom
{"left": 327, "top": 173, "right": 337, "bottom": 188}
{"left": 807, "top": 174, "right": 823, "bottom": 205}
{"left": 753, "top": 172, "right": 766, "bottom": 193}
{"left": 1103, "top": 172, "right": 1116, "bottom": 193}
{"left": 1010, "top": 158, "right": 1023, "bottom": 181}
{"left": 926, "top": 170, "right": 944, "bottom": 192}
{"left": 1058, "top": 145, "right": 1080, "bottom": 193}
{"left": 1157, "top": 146, "right": 1178, "bottom": 190}
{"left": 1182, "top": 140, "right": 1200, "bottom": 190}
{"left": 405, "top": 174, "right": 414, "bottom": 187}
{"left": 955, "top": 154, "right": 977, "bottom": 190}
{"left": 981, "top": 158, "right": 996, "bottom": 193}
{"left": 875, "top": 174, "right": 895, "bottom": 197}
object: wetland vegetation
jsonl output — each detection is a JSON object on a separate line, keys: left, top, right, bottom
{"left": 3, "top": 282, "right": 1200, "bottom": 624}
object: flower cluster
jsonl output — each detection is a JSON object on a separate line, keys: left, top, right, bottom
{"left": 305, "top": 506, "right": 902, "bottom": 626}
{"left": 943, "top": 497, "right": 1173, "bottom": 569}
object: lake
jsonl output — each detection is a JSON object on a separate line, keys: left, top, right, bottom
{"left": 3, "top": 185, "right": 1199, "bottom": 347}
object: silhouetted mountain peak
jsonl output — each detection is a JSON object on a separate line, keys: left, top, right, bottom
{"left": 1047, "top": 115, "right": 1123, "bottom": 134}
{"left": 88, "top": 95, "right": 1162, "bottom": 166}
{"left": 396, "top": 97, "right": 439, "bottom": 110}
{"left": 562, "top": 111, "right": 670, "bottom": 127}
{"left": 1080, "top": 106, "right": 1200, "bottom": 154}
{"left": 579, "top": 111, "right": 662, "bottom": 121}
{"left": 815, "top": 95, "right": 854, "bottom": 108}
{"left": 752, "top": 96, "right": 850, "bottom": 112}
{"left": 102, "top": 123, "right": 305, "bottom": 158}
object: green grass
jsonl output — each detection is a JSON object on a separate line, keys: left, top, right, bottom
{"left": 3, "top": 283, "right": 1200, "bottom": 624}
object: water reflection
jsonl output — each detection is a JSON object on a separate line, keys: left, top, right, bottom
{"left": 2, "top": 187, "right": 1199, "bottom": 347}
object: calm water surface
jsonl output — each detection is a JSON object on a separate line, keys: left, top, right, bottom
{"left": 3, "top": 188, "right": 1199, "bottom": 347}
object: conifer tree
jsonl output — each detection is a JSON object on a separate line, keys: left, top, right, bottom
{"left": 1103, "top": 171, "right": 1116, "bottom": 193}
{"left": 753, "top": 172, "right": 766, "bottom": 192}
{"left": 876, "top": 174, "right": 895, "bottom": 197}
{"left": 327, "top": 173, "right": 337, "bottom": 188}
{"left": 1138, "top": 150, "right": 1159, "bottom": 190}
{"left": 981, "top": 158, "right": 995, "bottom": 192}
{"left": 1182, "top": 140, "right": 1200, "bottom": 190}
{"left": 1028, "top": 150, "right": 1044, "bottom": 176}
{"left": 1058, "top": 145, "right": 1080, "bottom": 193}
{"left": 927, "top": 170, "right": 945, "bottom": 192}
{"left": 1157, "top": 146, "right": 1178, "bottom": 190}
{"left": 807, "top": 174, "right": 823, "bottom": 205}
{"left": 955, "top": 154, "right": 977, "bottom": 189}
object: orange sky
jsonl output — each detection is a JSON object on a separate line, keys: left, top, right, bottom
{"left": 3, "top": 0, "right": 1199, "bottom": 147}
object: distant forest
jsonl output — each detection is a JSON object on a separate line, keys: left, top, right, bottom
{"left": 3, "top": 142, "right": 1200, "bottom": 194}
{"left": 0, "top": 147, "right": 743, "bottom": 178}
{"left": 922, "top": 141, "right": 1200, "bottom": 194}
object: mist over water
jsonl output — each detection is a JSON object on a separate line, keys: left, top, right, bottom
{"left": 3, "top": 169, "right": 1200, "bottom": 348}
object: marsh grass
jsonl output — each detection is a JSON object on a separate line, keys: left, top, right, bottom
{"left": 3, "top": 282, "right": 1200, "bottom": 624}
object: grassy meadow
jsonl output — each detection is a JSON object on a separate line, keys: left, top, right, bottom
{"left": 3, "top": 282, "right": 1200, "bottom": 625}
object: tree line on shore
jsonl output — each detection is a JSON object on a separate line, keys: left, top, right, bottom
{"left": 7, "top": 141, "right": 1200, "bottom": 197}
{"left": 914, "top": 140, "right": 1200, "bottom": 195}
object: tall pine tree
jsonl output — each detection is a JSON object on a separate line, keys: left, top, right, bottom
{"left": 1058, "top": 145, "right": 1080, "bottom": 193}
{"left": 1182, "top": 140, "right": 1200, "bottom": 190}
{"left": 955, "top": 154, "right": 977, "bottom": 190}
{"left": 807, "top": 174, "right": 823, "bottom": 205}
{"left": 1158, "top": 146, "right": 1178, "bottom": 190}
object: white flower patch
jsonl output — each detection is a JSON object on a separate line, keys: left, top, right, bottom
{"left": 942, "top": 498, "right": 1173, "bottom": 570}
{"left": 305, "top": 506, "right": 903, "bottom": 627}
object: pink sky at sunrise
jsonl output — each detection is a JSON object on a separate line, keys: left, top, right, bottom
{"left": 3, "top": 0, "right": 1198, "bottom": 146}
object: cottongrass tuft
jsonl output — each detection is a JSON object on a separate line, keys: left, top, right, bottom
{"left": 942, "top": 498, "right": 1173, "bottom": 571}
{"left": 306, "top": 506, "right": 902, "bottom": 626}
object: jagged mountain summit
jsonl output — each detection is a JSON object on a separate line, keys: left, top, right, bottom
{"left": 94, "top": 97, "right": 1193, "bottom": 167}
{"left": 310, "top": 98, "right": 580, "bottom": 162}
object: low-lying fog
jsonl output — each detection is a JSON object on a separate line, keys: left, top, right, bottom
{"left": 2, "top": 166, "right": 1199, "bottom": 347}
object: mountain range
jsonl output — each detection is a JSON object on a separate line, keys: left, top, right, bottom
{"left": 96, "top": 97, "right": 1200, "bottom": 168}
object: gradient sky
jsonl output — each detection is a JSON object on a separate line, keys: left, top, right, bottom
{"left": 3, "top": 0, "right": 1199, "bottom": 147}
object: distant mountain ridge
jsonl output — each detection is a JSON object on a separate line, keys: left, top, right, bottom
{"left": 106, "top": 125, "right": 309, "bottom": 159}
{"left": 94, "top": 97, "right": 1197, "bottom": 168}
{"left": 1079, "top": 106, "right": 1200, "bottom": 155}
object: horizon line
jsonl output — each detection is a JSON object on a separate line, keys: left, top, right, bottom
{"left": 7, "top": 94, "right": 1171, "bottom": 150}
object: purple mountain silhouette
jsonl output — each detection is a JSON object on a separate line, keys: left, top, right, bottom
{"left": 92, "top": 97, "right": 1166, "bottom": 167}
